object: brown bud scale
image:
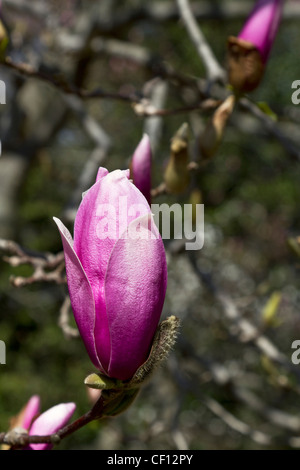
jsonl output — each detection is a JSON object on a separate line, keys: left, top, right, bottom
{"left": 227, "top": 36, "right": 265, "bottom": 93}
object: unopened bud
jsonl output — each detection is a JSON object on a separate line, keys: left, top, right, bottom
{"left": 199, "top": 95, "right": 235, "bottom": 160}
{"left": 164, "top": 123, "right": 190, "bottom": 194}
{"left": 227, "top": 36, "right": 265, "bottom": 93}
{"left": 130, "top": 134, "right": 152, "bottom": 205}
{"left": 226, "top": 0, "right": 283, "bottom": 94}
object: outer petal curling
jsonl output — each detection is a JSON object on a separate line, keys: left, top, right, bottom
{"left": 53, "top": 217, "right": 103, "bottom": 372}
{"left": 22, "top": 395, "right": 41, "bottom": 430}
{"left": 96, "top": 167, "right": 109, "bottom": 182}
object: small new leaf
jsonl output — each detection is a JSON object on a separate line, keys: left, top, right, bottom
{"left": 262, "top": 292, "right": 282, "bottom": 327}
{"left": 256, "top": 102, "right": 277, "bottom": 121}
{"left": 84, "top": 373, "right": 123, "bottom": 390}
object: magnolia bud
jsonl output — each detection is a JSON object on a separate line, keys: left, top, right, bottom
{"left": 54, "top": 168, "right": 167, "bottom": 382}
{"left": 227, "top": 0, "right": 283, "bottom": 94}
{"left": 227, "top": 36, "right": 265, "bottom": 93}
{"left": 164, "top": 123, "right": 190, "bottom": 194}
{"left": 130, "top": 134, "right": 152, "bottom": 205}
{"left": 199, "top": 95, "right": 235, "bottom": 160}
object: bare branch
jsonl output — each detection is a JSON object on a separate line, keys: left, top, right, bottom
{"left": 239, "top": 98, "right": 300, "bottom": 163}
{"left": 188, "top": 253, "right": 300, "bottom": 380}
{"left": 176, "top": 0, "right": 225, "bottom": 83}
{"left": 58, "top": 296, "right": 79, "bottom": 339}
{"left": 0, "top": 239, "right": 65, "bottom": 286}
{"left": 3, "top": 57, "right": 140, "bottom": 104}
{"left": 205, "top": 396, "right": 272, "bottom": 446}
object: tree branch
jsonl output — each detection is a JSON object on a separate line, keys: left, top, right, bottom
{"left": 176, "top": 0, "right": 225, "bottom": 83}
{"left": 0, "top": 239, "right": 65, "bottom": 286}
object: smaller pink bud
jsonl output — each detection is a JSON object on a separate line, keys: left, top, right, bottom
{"left": 227, "top": 0, "right": 284, "bottom": 93}
{"left": 9, "top": 395, "right": 76, "bottom": 450}
{"left": 28, "top": 402, "right": 76, "bottom": 450}
{"left": 130, "top": 134, "right": 152, "bottom": 205}
{"left": 238, "top": 0, "right": 284, "bottom": 64}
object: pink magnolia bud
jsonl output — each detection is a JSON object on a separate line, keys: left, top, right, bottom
{"left": 54, "top": 168, "right": 167, "bottom": 381}
{"left": 238, "top": 0, "right": 283, "bottom": 64}
{"left": 130, "top": 134, "right": 152, "bottom": 205}
{"left": 227, "top": 0, "right": 284, "bottom": 93}
{"left": 8, "top": 395, "right": 76, "bottom": 451}
{"left": 28, "top": 402, "right": 76, "bottom": 450}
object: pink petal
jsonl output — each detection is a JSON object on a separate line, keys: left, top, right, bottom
{"left": 104, "top": 214, "right": 167, "bottom": 380}
{"left": 28, "top": 403, "right": 76, "bottom": 450}
{"left": 96, "top": 167, "right": 109, "bottom": 182}
{"left": 73, "top": 169, "right": 151, "bottom": 373}
{"left": 53, "top": 217, "right": 103, "bottom": 372}
{"left": 238, "top": 0, "right": 283, "bottom": 62}
{"left": 131, "top": 134, "right": 152, "bottom": 205}
{"left": 22, "top": 395, "right": 41, "bottom": 430}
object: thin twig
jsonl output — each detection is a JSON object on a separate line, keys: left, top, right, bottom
{"left": 176, "top": 0, "right": 225, "bottom": 83}
{"left": 239, "top": 97, "right": 300, "bottom": 163}
{"left": 204, "top": 396, "right": 272, "bottom": 446}
{"left": 188, "top": 252, "right": 300, "bottom": 380}
{"left": 58, "top": 296, "right": 79, "bottom": 339}
{"left": 3, "top": 57, "right": 140, "bottom": 103}
{"left": 0, "top": 239, "right": 66, "bottom": 286}
{"left": 2, "top": 56, "right": 217, "bottom": 118}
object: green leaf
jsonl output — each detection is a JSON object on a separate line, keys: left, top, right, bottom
{"left": 256, "top": 101, "right": 278, "bottom": 121}
{"left": 262, "top": 292, "right": 282, "bottom": 326}
{"left": 84, "top": 373, "right": 123, "bottom": 390}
